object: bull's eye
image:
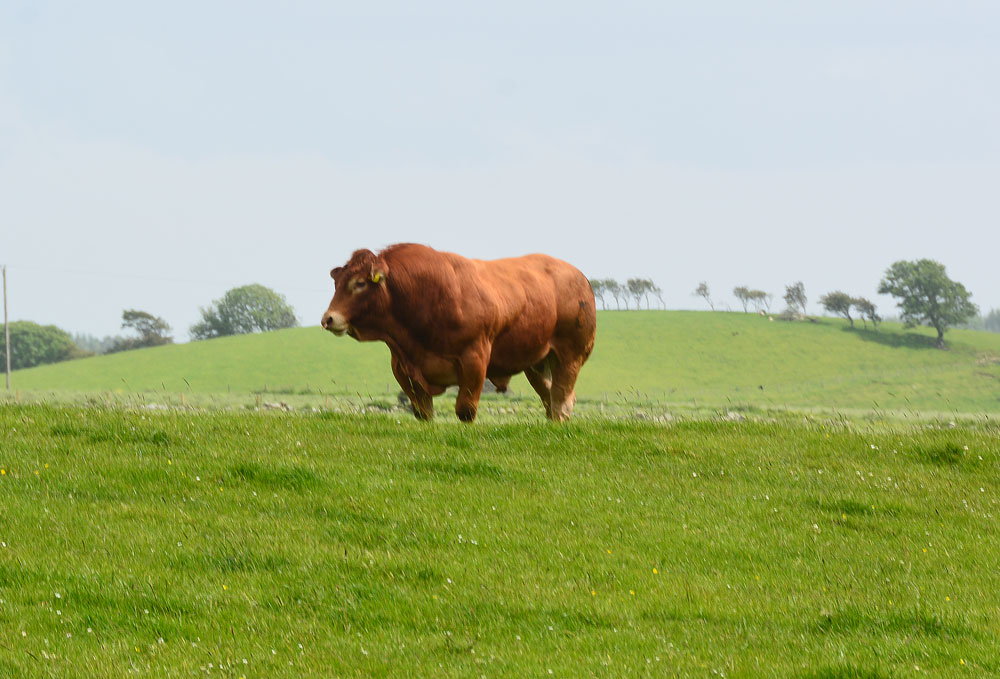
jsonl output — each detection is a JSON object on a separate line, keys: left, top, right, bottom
{"left": 352, "top": 279, "right": 368, "bottom": 294}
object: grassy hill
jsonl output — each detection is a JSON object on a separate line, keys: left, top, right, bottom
{"left": 7, "top": 311, "right": 1000, "bottom": 415}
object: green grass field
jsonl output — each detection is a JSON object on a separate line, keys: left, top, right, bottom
{"left": 1, "top": 404, "right": 998, "bottom": 677}
{"left": 7, "top": 312, "right": 1000, "bottom": 417}
{"left": 3, "top": 313, "right": 1000, "bottom": 676}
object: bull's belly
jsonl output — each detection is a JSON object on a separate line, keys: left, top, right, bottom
{"left": 488, "top": 336, "right": 550, "bottom": 376}
{"left": 412, "top": 340, "right": 548, "bottom": 389}
{"left": 419, "top": 354, "right": 459, "bottom": 388}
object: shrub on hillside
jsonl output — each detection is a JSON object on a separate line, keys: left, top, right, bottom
{"left": 105, "top": 309, "right": 174, "bottom": 353}
{"left": 0, "top": 321, "right": 90, "bottom": 369}
{"left": 191, "top": 284, "right": 298, "bottom": 340}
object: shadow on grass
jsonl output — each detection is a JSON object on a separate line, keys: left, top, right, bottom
{"left": 912, "top": 442, "right": 967, "bottom": 466}
{"left": 406, "top": 459, "right": 526, "bottom": 484}
{"left": 807, "top": 498, "right": 902, "bottom": 519}
{"left": 801, "top": 666, "right": 894, "bottom": 679}
{"left": 840, "top": 325, "right": 940, "bottom": 351}
{"left": 49, "top": 421, "right": 172, "bottom": 447}
{"left": 811, "top": 605, "right": 971, "bottom": 639}
{"left": 229, "top": 461, "right": 321, "bottom": 491}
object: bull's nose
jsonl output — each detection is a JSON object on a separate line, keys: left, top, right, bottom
{"left": 321, "top": 310, "right": 348, "bottom": 335}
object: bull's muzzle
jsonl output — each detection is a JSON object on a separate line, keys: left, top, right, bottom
{"left": 321, "top": 310, "right": 349, "bottom": 336}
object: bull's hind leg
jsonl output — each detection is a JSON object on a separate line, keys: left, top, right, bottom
{"left": 524, "top": 357, "right": 554, "bottom": 419}
{"left": 391, "top": 354, "right": 433, "bottom": 421}
{"left": 548, "top": 353, "right": 583, "bottom": 423}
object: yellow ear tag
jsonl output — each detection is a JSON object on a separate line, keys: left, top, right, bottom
{"left": 371, "top": 272, "right": 381, "bottom": 283}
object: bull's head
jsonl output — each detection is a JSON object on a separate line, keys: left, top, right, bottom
{"left": 321, "top": 249, "right": 390, "bottom": 340}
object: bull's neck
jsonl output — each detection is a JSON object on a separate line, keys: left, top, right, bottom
{"left": 357, "top": 315, "right": 424, "bottom": 362}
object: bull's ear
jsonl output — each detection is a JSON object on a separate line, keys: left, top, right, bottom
{"left": 330, "top": 266, "right": 343, "bottom": 279}
{"left": 369, "top": 260, "right": 389, "bottom": 284}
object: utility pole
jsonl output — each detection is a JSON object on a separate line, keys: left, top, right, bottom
{"left": 3, "top": 265, "right": 9, "bottom": 389}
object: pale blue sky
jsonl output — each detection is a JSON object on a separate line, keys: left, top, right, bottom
{"left": 3, "top": 1, "right": 998, "bottom": 339}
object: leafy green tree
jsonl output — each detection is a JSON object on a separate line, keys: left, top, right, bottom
{"left": 190, "top": 284, "right": 298, "bottom": 340}
{"left": 877, "top": 259, "right": 978, "bottom": 349}
{"left": 819, "top": 291, "right": 854, "bottom": 327}
{"left": 106, "top": 309, "right": 173, "bottom": 353}
{"left": 852, "top": 297, "right": 880, "bottom": 330}
{"left": 0, "top": 321, "right": 87, "bottom": 369}
{"left": 694, "top": 282, "right": 714, "bottom": 311}
{"left": 783, "top": 281, "right": 807, "bottom": 317}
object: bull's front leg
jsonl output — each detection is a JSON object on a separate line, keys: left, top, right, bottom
{"left": 454, "top": 343, "right": 489, "bottom": 423}
{"left": 391, "top": 353, "right": 434, "bottom": 421}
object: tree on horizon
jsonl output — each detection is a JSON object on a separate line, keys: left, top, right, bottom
{"left": 878, "top": 259, "right": 977, "bottom": 349}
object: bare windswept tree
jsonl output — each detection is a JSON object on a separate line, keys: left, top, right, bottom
{"left": 643, "top": 279, "right": 657, "bottom": 309}
{"left": 694, "top": 282, "right": 714, "bottom": 310}
{"left": 629, "top": 278, "right": 658, "bottom": 309}
{"left": 589, "top": 279, "right": 609, "bottom": 310}
{"left": 733, "top": 286, "right": 752, "bottom": 313}
{"left": 652, "top": 283, "right": 665, "bottom": 310}
{"left": 748, "top": 289, "right": 768, "bottom": 313}
{"left": 783, "top": 281, "right": 808, "bottom": 317}
{"left": 591, "top": 277, "right": 660, "bottom": 310}
{"left": 607, "top": 280, "right": 626, "bottom": 310}
{"left": 819, "top": 291, "right": 854, "bottom": 326}
{"left": 626, "top": 278, "right": 646, "bottom": 310}
{"left": 852, "top": 297, "right": 880, "bottom": 330}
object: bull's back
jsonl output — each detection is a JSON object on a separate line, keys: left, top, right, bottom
{"left": 482, "top": 254, "right": 595, "bottom": 370}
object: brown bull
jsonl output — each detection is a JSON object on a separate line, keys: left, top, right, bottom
{"left": 321, "top": 243, "right": 596, "bottom": 422}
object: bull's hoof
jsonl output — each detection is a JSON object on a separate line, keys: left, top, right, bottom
{"left": 455, "top": 405, "right": 477, "bottom": 423}
{"left": 412, "top": 408, "right": 433, "bottom": 422}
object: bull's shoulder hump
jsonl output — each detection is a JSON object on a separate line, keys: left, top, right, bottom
{"left": 485, "top": 253, "right": 579, "bottom": 271}
{"left": 380, "top": 242, "right": 439, "bottom": 260}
